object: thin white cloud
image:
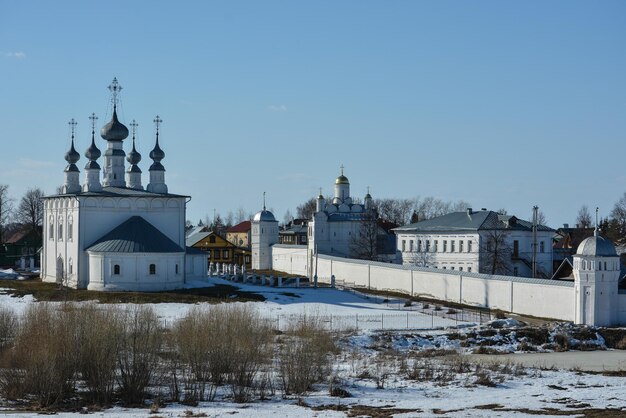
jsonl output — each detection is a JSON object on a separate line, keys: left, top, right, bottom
{"left": 268, "top": 104, "right": 287, "bottom": 112}
{"left": 3, "top": 51, "right": 26, "bottom": 59}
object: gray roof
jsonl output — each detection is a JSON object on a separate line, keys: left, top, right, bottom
{"left": 43, "top": 186, "right": 188, "bottom": 199}
{"left": 186, "top": 231, "right": 211, "bottom": 247}
{"left": 576, "top": 234, "right": 617, "bottom": 257}
{"left": 86, "top": 216, "right": 184, "bottom": 253}
{"left": 393, "top": 210, "right": 554, "bottom": 233}
{"left": 253, "top": 210, "right": 277, "bottom": 222}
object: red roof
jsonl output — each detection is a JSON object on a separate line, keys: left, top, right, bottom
{"left": 227, "top": 220, "right": 251, "bottom": 233}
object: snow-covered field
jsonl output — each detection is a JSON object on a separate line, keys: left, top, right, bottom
{"left": 1, "top": 278, "right": 626, "bottom": 417}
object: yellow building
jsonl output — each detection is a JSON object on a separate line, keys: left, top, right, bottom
{"left": 226, "top": 221, "right": 251, "bottom": 248}
{"left": 186, "top": 230, "right": 251, "bottom": 268}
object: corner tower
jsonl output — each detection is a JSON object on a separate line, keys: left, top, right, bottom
{"left": 573, "top": 224, "right": 620, "bottom": 326}
{"left": 251, "top": 193, "right": 278, "bottom": 270}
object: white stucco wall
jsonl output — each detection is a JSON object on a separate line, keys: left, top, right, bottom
{"left": 271, "top": 246, "right": 575, "bottom": 321}
{"left": 185, "top": 253, "right": 208, "bottom": 280}
{"left": 271, "top": 245, "right": 309, "bottom": 276}
{"left": 86, "top": 252, "right": 185, "bottom": 291}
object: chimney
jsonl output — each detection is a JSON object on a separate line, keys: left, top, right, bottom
{"left": 467, "top": 208, "right": 473, "bottom": 215}
{"left": 563, "top": 223, "right": 569, "bottom": 228}
{"left": 481, "top": 208, "right": 487, "bottom": 211}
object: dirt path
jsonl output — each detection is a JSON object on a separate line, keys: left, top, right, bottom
{"left": 469, "top": 350, "right": 626, "bottom": 372}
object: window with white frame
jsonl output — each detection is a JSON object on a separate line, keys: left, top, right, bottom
{"left": 540, "top": 241, "right": 545, "bottom": 253}
{"left": 402, "top": 240, "right": 406, "bottom": 252}
{"left": 468, "top": 240, "right": 472, "bottom": 253}
{"left": 417, "top": 240, "right": 422, "bottom": 252}
{"left": 434, "top": 240, "right": 438, "bottom": 252}
{"left": 459, "top": 240, "right": 463, "bottom": 253}
{"left": 426, "top": 240, "right": 430, "bottom": 252}
{"left": 451, "top": 240, "right": 455, "bottom": 252}
{"left": 443, "top": 240, "right": 447, "bottom": 252}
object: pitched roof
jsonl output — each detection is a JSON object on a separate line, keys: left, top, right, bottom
{"left": 227, "top": 220, "right": 251, "bottom": 233}
{"left": 393, "top": 210, "right": 554, "bottom": 233}
{"left": 186, "top": 231, "right": 211, "bottom": 247}
{"left": 86, "top": 216, "right": 184, "bottom": 253}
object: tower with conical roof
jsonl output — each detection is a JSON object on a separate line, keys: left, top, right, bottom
{"left": 146, "top": 115, "right": 168, "bottom": 194}
{"left": 101, "top": 78, "right": 129, "bottom": 187}
{"left": 573, "top": 209, "right": 620, "bottom": 326}
{"left": 125, "top": 120, "right": 143, "bottom": 190}
{"left": 83, "top": 113, "right": 103, "bottom": 192}
{"left": 62, "top": 118, "right": 81, "bottom": 194}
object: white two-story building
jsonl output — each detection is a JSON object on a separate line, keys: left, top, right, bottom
{"left": 393, "top": 209, "right": 554, "bottom": 278}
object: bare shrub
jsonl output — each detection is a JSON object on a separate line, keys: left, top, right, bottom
{"left": 0, "top": 308, "right": 18, "bottom": 353}
{"left": 616, "top": 336, "right": 626, "bottom": 350}
{"left": 493, "top": 309, "right": 506, "bottom": 319}
{"left": 7, "top": 303, "right": 78, "bottom": 407}
{"left": 277, "top": 314, "right": 336, "bottom": 396}
{"left": 226, "top": 306, "right": 273, "bottom": 402}
{"left": 515, "top": 327, "right": 550, "bottom": 345}
{"left": 553, "top": 333, "right": 571, "bottom": 352}
{"left": 474, "top": 370, "right": 497, "bottom": 387}
{"left": 76, "top": 304, "right": 123, "bottom": 405}
{"left": 117, "top": 305, "right": 163, "bottom": 405}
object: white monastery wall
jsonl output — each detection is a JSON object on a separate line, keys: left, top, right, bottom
{"left": 271, "top": 245, "right": 309, "bottom": 276}
{"left": 270, "top": 246, "right": 575, "bottom": 321}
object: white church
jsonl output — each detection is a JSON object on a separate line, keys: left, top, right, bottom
{"left": 40, "top": 79, "right": 207, "bottom": 291}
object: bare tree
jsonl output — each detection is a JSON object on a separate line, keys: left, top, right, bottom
{"left": 296, "top": 198, "right": 317, "bottom": 220}
{"left": 576, "top": 205, "right": 593, "bottom": 228}
{"left": 0, "top": 184, "right": 14, "bottom": 243}
{"left": 479, "top": 230, "right": 512, "bottom": 275}
{"left": 283, "top": 209, "right": 294, "bottom": 226}
{"left": 235, "top": 207, "right": 247, "bottom": 223}
{"left": 496, "top": 208, "right": 508, "bottom": 215}
{"left": 350, "top": 214, "right": 379, "bottom": 261}
{"left": 411, "top": 249, "right": 433, "bottom": 268}
{"left": 16, "top": 188, "right": 44, "bottom": 235}
{"left": 610, "top": 193, "right": 626, "bottom": 244}
{"left": 225, "top": 211, "right": 234, "bottom": 228}
{"left": 528, "top": 209, "right": 546, "bottom": 226}
{"left": 373, "top": 198, "right": 414, "bottom": 225}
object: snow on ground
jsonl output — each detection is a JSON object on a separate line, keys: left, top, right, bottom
{"left": 1, "top": 278, "right": 626, "bottom": 417}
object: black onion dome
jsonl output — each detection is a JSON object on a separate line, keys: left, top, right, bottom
{"left": 64, "top": 140, "right": 80, "bottom": 164}
{"left": 100, "top": 108, "right": 129, "bottom": 141}
{"left": 126, "top": 140, "right": 142, "bottom": 165}
{"left": 85, "top": 138, "right": 101, "bottom": 160}
{"left": 149, "top": 139, "right": 165, "bottom": 161}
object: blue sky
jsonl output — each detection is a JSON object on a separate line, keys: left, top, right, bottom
{"left": 1, "top": 1, "right": 625, "bottom": 226}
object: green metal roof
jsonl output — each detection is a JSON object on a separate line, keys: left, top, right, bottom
{"left": 86, "top": 216, "right": 184, "bottom": 253}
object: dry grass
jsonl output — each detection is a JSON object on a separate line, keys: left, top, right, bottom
{"left": 0, "top": 279, "right": 265, "bottom": 304}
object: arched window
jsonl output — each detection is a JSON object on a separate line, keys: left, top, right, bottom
{"left": 149, "top": 264, "right": 156, "bottom": 275}
{"left": 49, "top": 224, "right": 54, "bottom": 239}
{"left": 113, "top": 264, "right": 120, "bottom": 275}
{"left": 58, "top": 224, "right": 63, "bottom": 241}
